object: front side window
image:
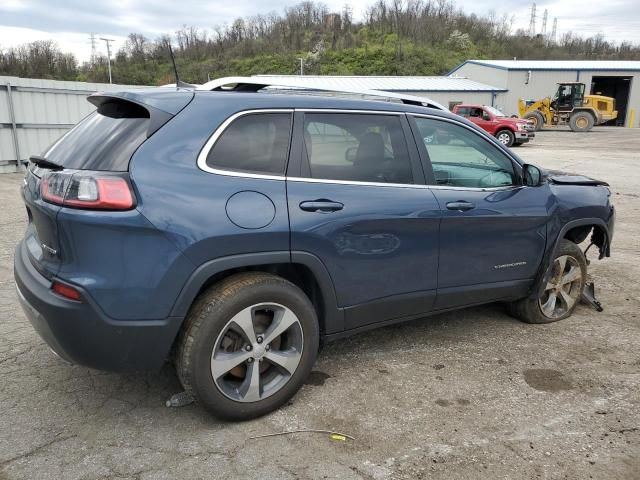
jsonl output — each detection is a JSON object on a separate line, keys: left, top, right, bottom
{"left": 414, "top": 117, "right": 517, "bottom": 189}
{"left": 303, "top": 113, "right": 413, "bottom": 184}
{"left": 206, "top": 113, "right": 292, "bottom": 175}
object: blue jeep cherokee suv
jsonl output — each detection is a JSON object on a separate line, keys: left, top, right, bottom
{"left": 14, "top": 80, "right": 614, "bottom": 420}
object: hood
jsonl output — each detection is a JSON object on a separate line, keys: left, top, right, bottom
{"left": 546, "top": 169, "right": 609, "bottom": 186}
{"left": 498, "top": 117, "right": 529, "bottom": 126}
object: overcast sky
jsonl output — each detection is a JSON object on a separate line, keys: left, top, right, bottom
{"left": 1, "top": 0, "right": 639, "bottom": 62}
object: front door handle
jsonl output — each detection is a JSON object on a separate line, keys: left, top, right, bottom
{"left": 299, "top": 200, "right": 344, "bottom": 213}
{"left": 446, "top": 201, "right": 475, "bottom": 212}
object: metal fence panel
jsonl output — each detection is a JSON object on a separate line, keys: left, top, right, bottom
{"left": 0, "top": 76, "right": 143, "bottom": 171}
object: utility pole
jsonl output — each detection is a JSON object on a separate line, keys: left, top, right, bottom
{"left": 298, "top": 57, "right": 304, "bottom": 75}
{"left": 541, "top": 9, "right": 548, "bottom": 37}
{"left": 551, "top": 18, "right": 558, "bottom": 44}
{"left": 88, "top": 33, "right": 97, "bottom": 66}
{"left": 528, "top": 3, "right": 537, "bottom": 37}
{"left": 100, "top": 37, "right": 115, "bottom": 84}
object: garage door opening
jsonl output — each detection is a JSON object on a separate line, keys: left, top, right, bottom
{"left": 591, "top": 76, "right": 632, "bottom": 126}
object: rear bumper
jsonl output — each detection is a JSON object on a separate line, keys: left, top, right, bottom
{"left": 14, "top": 240, "right": 183, "bottom": 372}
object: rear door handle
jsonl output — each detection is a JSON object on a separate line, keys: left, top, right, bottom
{"left": 299, "top": 200, "right": 344, "bottom": 213}
{"left": 446, "top": 201, "right": 475, "bottom": 211}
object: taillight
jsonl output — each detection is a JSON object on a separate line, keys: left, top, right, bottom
{"left": 41, "top": 171, "right": 135, "bottom": 210}
{"left": 52, "top": 281, "right": 82, "bottom": 301}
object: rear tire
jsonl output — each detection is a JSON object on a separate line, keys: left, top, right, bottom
{"left": 524, "top": 111, "right": 544, "bottom": 131}
{"left": 508, "top": 240, "right": 586, "bottom": 324}
{"left": 569, "top": 111, "right": 595, "bottom": 132}
{"left": 495, "top": 129, "right": 515, "bottom": 147}
{"left": 176, "top": 272, "right": 319, "bottom": 420}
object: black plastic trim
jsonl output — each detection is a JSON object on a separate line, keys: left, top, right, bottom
{"left": 169, "top": 250, "right": 344, "bottom": 334}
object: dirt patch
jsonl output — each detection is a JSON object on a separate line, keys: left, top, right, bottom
{"left": 523, "top": 369, "right": 572, "bottom": 392}
{"left": 305, "top": 371, "right": 331, "bottom": 386}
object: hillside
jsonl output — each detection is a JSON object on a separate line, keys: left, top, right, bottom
{"left": 2, "top": 0, "right": 640, "bottom": 85}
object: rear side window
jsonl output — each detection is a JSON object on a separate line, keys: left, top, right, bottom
{"left": 302, "top": 113, "right": 413, "bottom": 184}
{"left": 45, "top": 101, "right": 150, "bottom": 172}
{"left": 206, "top": 113, "right": 292, "bottom": 175}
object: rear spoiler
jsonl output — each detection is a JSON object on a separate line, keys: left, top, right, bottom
{"left": 88, "top": 89, "right": 194, "bottom": 137}
{"left": 88, "top": 88, "right": 194, "bottom": 115}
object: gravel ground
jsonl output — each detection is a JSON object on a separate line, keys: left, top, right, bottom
{"left": 0, "top": 127, "right": 638, "bottom": 480}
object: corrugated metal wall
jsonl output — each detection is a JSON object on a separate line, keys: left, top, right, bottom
{"left": 501, "top": 69, "right": 580, "bottom": 117}
{"left": 403, "top": 91, "right": 496, "bottom": 109}
{"left": 452, "top": 64, "right": 640, "bottom": 126}
{"left": 0, "top": 76, "right": 142, "bottom": 173}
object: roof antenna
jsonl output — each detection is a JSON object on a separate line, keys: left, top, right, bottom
{"left": 168, "top": 43, "right": 195, "bottom": 89}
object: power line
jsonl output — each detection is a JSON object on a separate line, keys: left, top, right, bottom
{"left": 99, "top": 37, "right": 115, "bottom": 84}
{"left": 528, "top": 3, "right": 537, "bottom": 37}
{"left": 88, "top": 33, "right": 97, "bottom": 66}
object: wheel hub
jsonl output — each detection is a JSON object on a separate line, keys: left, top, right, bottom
{"left": 252, "top": 343, "right": 267, "bottom": 359}
{"left": 210, "top": 303, "right": 304, "bottom": 403}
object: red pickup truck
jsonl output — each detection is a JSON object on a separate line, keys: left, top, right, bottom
{"left": 451, "top": 104, "right": 535, "bottom": 147}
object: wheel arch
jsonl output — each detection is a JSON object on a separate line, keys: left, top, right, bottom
{"left": 529, "top": 218, "right": 611, "bottom": 299}
{"left": 169, "top": 251, "right": 343, "bottom": 336}
{"left": 559, "top": 218, "right": 610, "bottom": 258}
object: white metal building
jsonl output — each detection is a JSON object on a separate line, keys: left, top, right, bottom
{"left": 0, "top": 76, "right": 141, "bottom": 172}
{"left": 254, "top": 75, "right": 506, "bottom": 110}
{"left": 449, "top": 60, "right": 640, "bottom": 127}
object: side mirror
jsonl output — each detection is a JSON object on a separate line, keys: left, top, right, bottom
{"left": 482, "top": 113, "right": 491, "bottom": 121}
{"left": 523, "top": 164, "right": 543, "bottom": 186}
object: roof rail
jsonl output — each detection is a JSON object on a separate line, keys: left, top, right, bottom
{"left": 196, "top": 76, "right": 447, "bottom": 111}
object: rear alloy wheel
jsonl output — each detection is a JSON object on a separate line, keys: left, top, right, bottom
{"left": 496, "top": 129, "right": 515, "bottom": 147}
{"left": 508, "top": 240, "right": 586, "bottom": 324}
{"left": 176, "top": 272, "right": 319, "bottom": 420}
{"left": 211, "top": 303, "right": 304, "bottom": 403}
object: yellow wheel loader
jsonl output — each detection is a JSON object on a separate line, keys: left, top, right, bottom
{"left": 518, "top": 82, "right": 617, "bottom": 132}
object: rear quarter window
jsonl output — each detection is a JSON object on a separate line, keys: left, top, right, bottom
{"left": 205, "top": 113, "right": 292, "bottom": 175}
{"left": 44, "top": 101, "right": 150, "bottom": 172}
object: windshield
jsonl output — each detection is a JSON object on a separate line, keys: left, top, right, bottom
{"left": 483, "top": 106, "right": 506, "bottom": 117}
